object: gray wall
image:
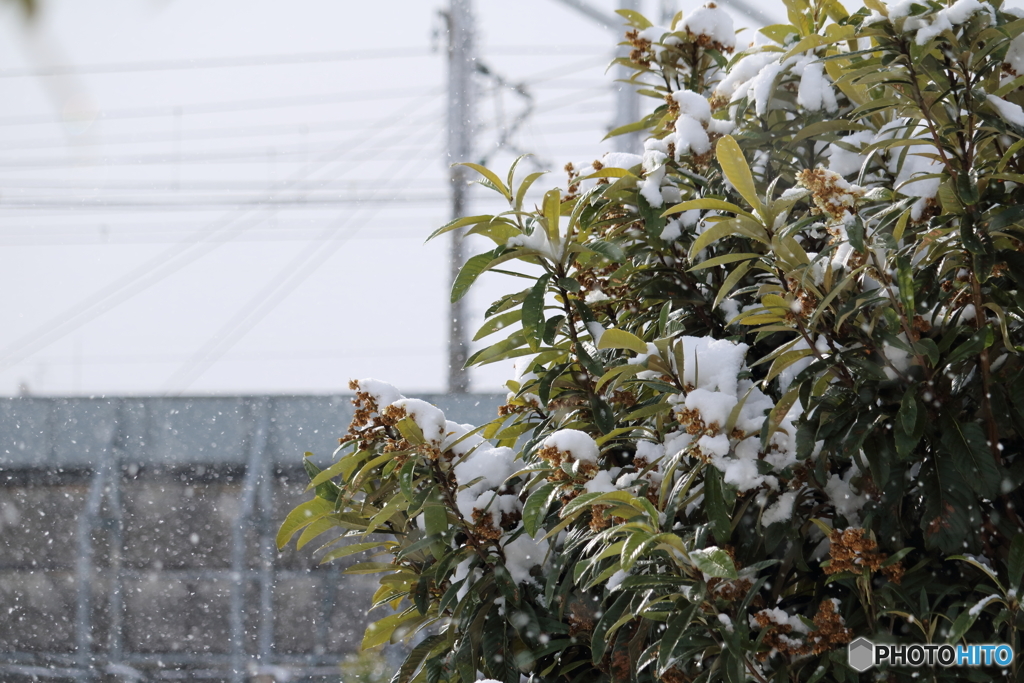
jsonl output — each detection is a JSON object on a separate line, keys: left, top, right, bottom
{"left": 0, "top": 394, "right": 503, "bottom": 683}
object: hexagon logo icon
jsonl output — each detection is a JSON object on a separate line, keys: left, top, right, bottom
{"left": 848, "top": 637, "right": 875, "bottom": 672}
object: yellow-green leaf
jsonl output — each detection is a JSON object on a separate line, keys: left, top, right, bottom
{"left": 713, "top": 260, "right": 754, "bottom": 311}
{"left": 598, "top": 328, "right": 648, "bottom": 354}
{"left": 716, "top": 135, "right": 763, "bottom": 213}
{"left": 662, "top": 197, "right": 756, "bottom": 221}
{"left": 277, "top": 497, "right": 333, "bottom": 549}
{"left": 363, "top": 609, "right": 418, "bottom": 649}
{"left": 456, "top": 162, "right": 510, "bottom": 200}
{"left": 320, "top": 541, "right": 390, "bottom": 565}
{"left": 543, "top": 188, "right": 561, "bottom": 245}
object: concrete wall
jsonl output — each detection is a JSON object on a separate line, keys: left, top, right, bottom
{"left": 0, "top": 394, "right": 503, "bottom": 683}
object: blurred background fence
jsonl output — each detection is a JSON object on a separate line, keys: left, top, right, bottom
{"left": 0, "top": 393, "right": 503, "bottom": 683}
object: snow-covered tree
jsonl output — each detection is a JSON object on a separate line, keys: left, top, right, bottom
{"left": 281, "top": 0, "right": 1024, "bottom": 680}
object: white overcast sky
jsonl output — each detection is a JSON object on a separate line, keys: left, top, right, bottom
{"left": 0, "top": 0, "right": 779, "bottom": 397}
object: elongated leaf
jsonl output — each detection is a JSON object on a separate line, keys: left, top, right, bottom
{"left": 585, "top": 239, "right": 625, "bottom": 262}
{"left": 689, "top": 219, "right": 759, "bottom": 258}
{"left": 523, "top": 274, "right": 550, "bottom": 349}
{"left": 716, "top": 135, "right": 762, "bottom": 213}
{"left": 942, "top": 419, "right": 1001, "bottom": 500}
{"left": 523, "top": 482, "right": 561, "bottom": 535}
{"left": 397, "top": 633, "right": 447, "bottom": 683}
{"left": 543, "top": 189, "right": 561, "bottom": 245}
{"left": 662, "top": 198, "right": 756, "bottom": 221}
{"left": 452, "top": 250, "right": 497, "bottom": 303}
{"left": 457, "top": 162, "right": 510, "bottom": 200}
{"left": 363, "top": 609, "right": 417, "bottom": 649}
{"left": 713, "top": 260, "right": 754, "bottom": 312}
{"left": 597, "top": 328, "right": 648, "bottom": 354}
{"left": 296, "top": 514, "right": 342, "bottom": 550}
{"left": 426, "top": 215, "right": 493, "bottom": 242}
{"left": 515, "top": 171, "right": 547, "bottom": 211}
{"left": 689, "top": 252, "right": 760, "bottom": 272}
{"left": 690, "top": 546, "right": 738, "bottom": 579}
{"left": 320, "top": 541, "right": 388, "bottom": 565}
{"left": 1010, "top": 535, "right": 1024, "bottom": 591}
{"left": 277, "top": 497, "right": 333, "bottom": 549}
{"left": 474, "top": 307, "right": 522, "bottom": 342}
{"left": 591, "top": 592, "right": 634, "bottom": 664}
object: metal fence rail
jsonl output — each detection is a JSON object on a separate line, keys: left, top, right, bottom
{"left": 0, "top": 393, "right": 503, "bottom": 683}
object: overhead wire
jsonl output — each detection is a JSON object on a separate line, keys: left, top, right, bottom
{"left": 0, "top": 85, "right": 444, "bottom": 127}
{"left": 161, "top": 127, "right": 445, "bottom": 394}
{"left": 0, "top": 45, "right": 605, "bottom": 79}
{"left": 0, "top": 92, "right": 444, "bottom": 374}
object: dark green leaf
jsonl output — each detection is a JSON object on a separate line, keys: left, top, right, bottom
{"left": 452, "top": 249, "right": 498, "bottom": 303}
{"left": 703, "top": 466, "right": 733, "bottom": 544}
{"left": 523, "top": 274, "right": 551, "bottom": 350}
{"left": 523, "top": 482, "right": 560, "bottom": 536}
{"left": 586, "top": 239, "right": 625, "bottom": 262}
{"left": 689, "top": 546, "right": 738, "bottom": 579}
{"left": 941, "top": 419, "right": 1002, "bottom": 500}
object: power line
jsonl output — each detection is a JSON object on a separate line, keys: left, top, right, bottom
{"left": 161, "top": 127, "right": 444, "bottom": 394}
{"left": 28, "top": 346, "right": 444, "bottom": 365}
{"left": 0, "top": 135, "right": 442, "bottom": 168}
{"left": 0, "top": 45, "right": 605, "bottom": 79}
{"left": 0, "top": 195, "right": 449, "bottom": 209}
{"left": 0, "top": 59, "right": 607, "bottom": 149}
{"left": 0, "top": 94, "right": 444, "bottom": 374}
{"left": 0, "top": 85, "right": 444, "bottom": 127}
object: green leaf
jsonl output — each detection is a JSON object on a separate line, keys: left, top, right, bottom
{"left": 597, "top": 328, "right": 648, "bottom": 354}
{"left": 1009, "top": 535, "right": 1024, "bottom": 591}
{"left": 791, "top": 120, "right": 867, "bottom": 144}
{"left": 703, "top": 466, "right": 732, "bottom": 544}
{"left": 425, "top": 214, "right": 493, "bottom": 242}
{"left": 466, "top": 330, "right": 529, "bottom": 366}
{"left": 602, "top": 119, "right": 652, "bottom": 142}
{"left": 303, "top": 458, "right": 341, "bottom": 502}
{"left": 522, "top": 274, "right": 550, "bottom": 350}
{"left": 543, "top": 189, "right": 561, "bottom": 245}
{"left": 515, "top": 171, "right": 547, "bottom": 211}
{"left": 585, "top": 239, "right": 625, "bottom": 262}
{"left": 919, "top": 457, "right": 975, "bottom": 554}
{"left": 523, "top": 482, "right": 561, "bottom": 536}
{"left": 277, "top": 497, "right": 333, "bottom": 549}
{"left": 688, "top": 252, "right": 760, "bottom": 271}
{"left": 688, "top": 218, "right": 768, "bottom": 258}
{"left": 638, "top": 192, "right": 667, "bottom": 244}
{"left": 456, "top": 162, "right": 511, "bottom": 200}
{"left": 689, "top": 546, "right": 738, "bottom": 579}
{"left": 363, "top": 609, "right": 417, "bottom": 649}
{"left": 941, "top": 419, "right": 1001, "bottom": 500}
{"left": 947, "top": 600, "right": 994, "bottom": 644}
{"left": 896, "top": 390, "right": 918, "bottom": 439}
{"left": 397, "top": 633, "right": 447, "bottom": 683}
{"left": 591, "top": 592, "right": 634, "bottom": 664}
{"left": 662, "top": 197, "right": 757, "bottom": 222}
{"left": 474, "top": 307, "right": 522, "bottom": 342}
{"left": 716, "top": 135, "right": 763, "bottom": 214}
{"left": 320, "top": 541, "right": 388, "bottom": 565}
{"left": 713, "top": 260, "right": 755, "bottom": 312}
{"left": 590, "top": 394, "right": 616, "bottom": 435}
{"left": 451, "top": 250, "right": 497, "bottom": 303}
{"left": 306, "top": 457, "right": 349, "bottom": 490}
{"left": 657, "top": 605, "right": 698, "bottom": 674}
{"left": 493, "top": 563, "right": 521, "bottom": 606}
{"left": 615, "top": 8, "right": 652, "bottom": 27}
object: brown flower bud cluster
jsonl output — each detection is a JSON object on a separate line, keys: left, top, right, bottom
{"left": 825, "top": 527, "right": 904, "bottom": 583}
{"left": 753, "top": 599, "right": 852, "bottom": 660}
{"left": 796, "top": 167, "right": 865, "bottom": 223}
